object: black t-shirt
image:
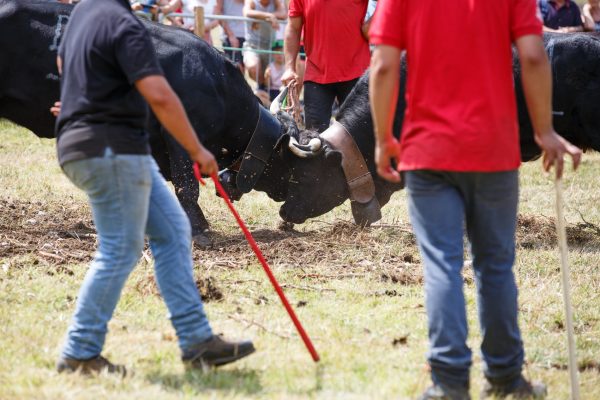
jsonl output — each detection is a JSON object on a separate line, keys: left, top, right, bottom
{"left": 56, "top": 0, "right": 163, "bottom": 165}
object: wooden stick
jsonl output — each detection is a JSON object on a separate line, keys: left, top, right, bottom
{"left": 194, "top": 6, "right": 205, "bottom": 39}
{"left": 555, "top": 176, "right": 580, "bottom": 400}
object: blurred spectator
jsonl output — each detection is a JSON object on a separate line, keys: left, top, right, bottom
{"left": 131, "top": 0, "right": 160, "bottom": 20}
{"left": 583, "top": 0, "right": 600, "bottom": 31}
{"left": 282, "top": 0, "right": 371, "bottom": 133}
{"left": 265, "top": 40, "right": 285, "bottom": 100}
{"left": 216, "top": 0, "right": 246, "bottom": 72}
{"left": 538, "top": 0, "right": 584, "bottom": 32}
{"left": 131, "top": 0, "right": 181, "bottom": 22}
{"left": 242, "top": 0, "right": 286, "bottom": 90}
{"left": 177, "top": 0, "right": 219, "bottom": 43}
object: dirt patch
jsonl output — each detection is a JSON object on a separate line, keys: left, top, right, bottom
{"left": 550, "top": 360, "right": 600, "bottom": 373}
{"left": 516, "top": 214, "right": 600, "bottom": 249}
{"left": 134, "top": 274, "right": 224, "bottom": 302}
{"left": 2, "top": 198, "right": 599, "bottom": 283}
{"left": 0, "top": 198, "right": 95, "bottom": 266}
{"left": 196, "top": 277, "right": 224, "bottom": 302}
{"left": 392, "top": 335, "right": 409, "bottom": 347}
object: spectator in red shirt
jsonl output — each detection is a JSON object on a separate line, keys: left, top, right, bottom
{"left": 369, "top": 0, "right": 581, "bottom": 398}
{"left": 283, "top": 0, "right": 371, "bottom": 132}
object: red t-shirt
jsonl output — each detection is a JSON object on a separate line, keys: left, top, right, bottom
{"left": 370, "top": 0, "right": 543, "bottom": 172}
{"left": 289, "top": 0, "right": 371, "bottom": 84}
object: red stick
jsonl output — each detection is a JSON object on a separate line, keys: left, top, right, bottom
{"left": 193, "top": 164, "right": 320, "bottom": 362}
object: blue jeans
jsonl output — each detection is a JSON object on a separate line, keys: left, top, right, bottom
{"left": 61, "top": 150, "right": 212, "bottom": 360}
{"left": 405, "top": 170, "right": 524, "bottom": 388}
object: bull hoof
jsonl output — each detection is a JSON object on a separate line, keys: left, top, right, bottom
{"left": 278, "top": 221, "right": 295, "bottom": 231}
{"left": 192, "top": 233, "right": 213, "bottom": 249}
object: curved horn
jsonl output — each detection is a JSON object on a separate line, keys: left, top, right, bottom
{"left": 269, "top": 86, "right": 289, "bottom": 115}
{"left": 288, "top": 136, "right": 322, "bottom": 158}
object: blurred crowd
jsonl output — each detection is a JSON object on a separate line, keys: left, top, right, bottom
{"left": 52, "top": 0, "right": 600, "bottom": 109}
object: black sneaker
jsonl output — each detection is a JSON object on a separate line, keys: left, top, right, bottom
{"left": 481, "top": 375, "right": 546, "bottom": 399}
{"left": 56, "top": 355, "right": 126, "bottom": 377}
{"left": 420, "top": 383, "right": 471, "bottom": 400}
{"left": 182, "top": 335, "right": 255, "bottom": 371}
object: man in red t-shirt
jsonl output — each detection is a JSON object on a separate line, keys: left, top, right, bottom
{"left": 369, "top": 0, "right": 581, "bottom": 398}
{"left": 282, "top": 0, "right": 371, "bottom": 132}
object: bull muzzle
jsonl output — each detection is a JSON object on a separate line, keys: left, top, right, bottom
{"left": 288, "top": 136, "right": 322, "bottom": 158}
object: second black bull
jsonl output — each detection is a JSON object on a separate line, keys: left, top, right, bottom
{"left": 278, "top": 33, "right": 600, "bottom": 225}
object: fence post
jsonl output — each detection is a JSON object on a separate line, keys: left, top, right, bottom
{"left": 194, "top": 6, "right": 205, "bottom": 39}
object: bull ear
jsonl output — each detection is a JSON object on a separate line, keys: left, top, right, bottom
{"left": 269, "top": 86, "right": 289, "bottom": 115}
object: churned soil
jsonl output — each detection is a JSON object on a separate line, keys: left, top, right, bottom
{"left": 1, "top": 198, "right": 599, "bottom": 282}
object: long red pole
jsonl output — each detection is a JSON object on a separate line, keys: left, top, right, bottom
{"left": 193, "top": 164, "right": 320, "bottom": 362}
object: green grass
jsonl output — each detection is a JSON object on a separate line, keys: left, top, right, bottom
{"left": 1, "top": 119, "right": 599, "bottom": 399}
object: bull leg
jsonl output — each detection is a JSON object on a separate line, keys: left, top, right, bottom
{"left": 165, "top": 135, "right": 212, "bottom": 247}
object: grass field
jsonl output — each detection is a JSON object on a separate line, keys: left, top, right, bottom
{"left": 1, "top": 119, "right": 599, "bottom": 399}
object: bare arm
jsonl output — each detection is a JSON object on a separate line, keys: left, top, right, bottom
{"left": 158, "top": 0, "right": 181, "bottom": 15}
{"left": 515, "top": 34, "right": 581, "bottom": 178}
{"left": 582, "top": 4, "right": 596, "bottom": 31}
{"left": 215, "top": 0, "right": 237, "bottom": 46}
{"left": 369, "top": 45, "right": 402, "bottom": 183}
{"left": 272, "top": 0, "right": 287, "bottom": 20}
{"left": 243, "top": 0, "right": 277, "bottom": 21}
{"left": 281, "top": 16, "right": 302, "bottom": 86}
{"left": 135, "top": 75, "right": 218, "bottom": 175}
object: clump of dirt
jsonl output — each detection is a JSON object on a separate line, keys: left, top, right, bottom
{"left": 550, "top": 360, "right": 600, "bottom": 373}
{"left": 392, "top": 335, "right": 409, "bottom": 347}
{"left": 380, "top": 268, "right": 423, "bottom": 286}
{"left": 134, "top": 274, "right": 224, "bottom": 303}
{"left": 196, "top": 277, "right": 224, "bottom": 302}
{"left": 516, "top": 214, "right": 600, "bottom": 249}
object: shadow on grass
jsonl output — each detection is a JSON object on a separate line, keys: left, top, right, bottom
{"left": 146, "top": 368, "right": 263, "bottom": 396}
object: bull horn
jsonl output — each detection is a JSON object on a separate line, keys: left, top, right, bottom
{"left": 288, "top": 136, "right": 322, "bottom": 158}
{"left": 269, "top": 86, "right": 289, "bottom": 115}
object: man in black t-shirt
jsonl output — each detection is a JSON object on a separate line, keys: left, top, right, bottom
{"left": 54, "top": 0, "right": 255, "bottom": 375}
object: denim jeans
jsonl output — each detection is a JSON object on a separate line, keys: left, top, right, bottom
{"left": 61, "top": 150, "right": 212, "bottom": 360}
{"left": 404, "top": 170, "right": 524, "bottom": 388}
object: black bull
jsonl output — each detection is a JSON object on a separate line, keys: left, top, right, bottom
{"left": 0, "top": 0, "right": 312, "bottom": 240}
{"left": 279, "top": 33, "right": 600, "bottom": 224}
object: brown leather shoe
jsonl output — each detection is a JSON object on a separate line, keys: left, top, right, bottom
{"left": 56, "top": 355, "right": 126, "bottom": 377}
{"left": 182, "top": 335, "right": 255, "bottom": 371}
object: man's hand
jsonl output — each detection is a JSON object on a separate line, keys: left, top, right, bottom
{"left": 267, "top": 14, "right": 279, "bottom": 29}
{"left": 535, "top": 130, "right": 582, "bottom": 179}
{"left": 281, "top": 68, "right": 299, "bottom": 87}
{"left": 374, "top": 137, "right": 402, "bottom": 183}
{"left": 191, "top": 146, "right": 218, "bottom": 176}
{"left": 50, "top": 101, "right": 61, "bottom": 117}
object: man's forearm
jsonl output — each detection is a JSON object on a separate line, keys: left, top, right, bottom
{"left": 519, "top": 41, "right": 554, "bottom": 137}
{"left": 284, "top": 27, "right": 301, "bottom": 71}
{"left": 369, "top": 47, "right": 401, "bottom": 145}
